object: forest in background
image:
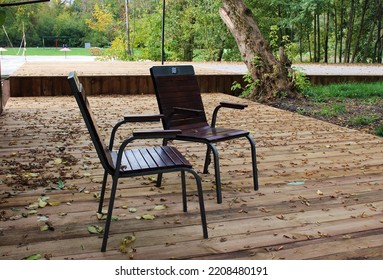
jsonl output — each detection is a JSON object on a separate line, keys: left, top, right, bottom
{"left": 0, "top": 0, "right": 382, "bottom": 63}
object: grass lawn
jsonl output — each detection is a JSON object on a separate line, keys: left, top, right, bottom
{"left": 270, "top": 82, "right": 383, "bottom": 137}
{"left": 0, "top": 48, "right": 93, "bottom": 56}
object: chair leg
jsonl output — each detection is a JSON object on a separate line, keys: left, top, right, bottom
{"left": 101, "top": 174, "right": 119, "bottom": 252}
{"left": 156, "top": 173, "right": 163, "bottom": 188}
{"left": 98, "top": 171, "right": 109, "bottom": 214}
{"left": 203, "top": 146, "right": 212, "bottom": 174}
{"left": 207, "top": 143, "right": 222, "bottom": 204}
{"left": 156, "top": 138, "right": 169, "bottom": 188}
{"left": 188, "top": 169, "right": 208, "bottom": 239}
{"left": 181, "top": 171, "right": 187, "bottom": 212}
{"left": 246, "top": 135, "right": 259, "bottom": 191}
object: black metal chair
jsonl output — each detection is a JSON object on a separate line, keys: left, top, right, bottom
{"left": 68, "top": 71, "right": 208, "bottom": 252}
{"left": 150, "top": 65, "right": 258, "bottom": 204}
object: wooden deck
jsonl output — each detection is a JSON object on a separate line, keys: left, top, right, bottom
{"left": 1, "top": 93, "right": 383, "bottom": 260}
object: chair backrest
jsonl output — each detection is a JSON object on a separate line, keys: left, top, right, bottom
{"left": 150, "top": 65, "right": 209, "bottom": 129}
{"left": 67, "top": 71, "right": 114, "bottom": 173}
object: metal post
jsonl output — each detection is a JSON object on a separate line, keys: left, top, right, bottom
{"left": 161, "top": 0, "right": 165, "bottom": 65}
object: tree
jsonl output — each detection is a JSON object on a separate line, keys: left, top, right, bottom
{"left": 219, "top": 0, "right": 298, "bottom": 101}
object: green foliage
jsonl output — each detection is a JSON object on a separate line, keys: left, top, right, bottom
{"left": 290, "top": 67, "right": 312, "bottom": 93}
{"left": 316, "top": 103, "right": 347, "bottom": 117}
{"left": 99, "top": 35, "right": 130, "bottom": 61}
{"left": 0, "top": 0, "right": 380, "bottom": 63}
{"left": 0, "top": 9, "right": 6, "bottom": 26}
{"left": 305, "top": 82, "right": 383, "bottom": 102}
{"left": 231, "top": 72, "right": 260, "bottom": 98}
{"left": 348, "top": 114, "right": 379, "bottom": 126}
{"left": 375, "top": 125, "right": 383, "bottom": 137}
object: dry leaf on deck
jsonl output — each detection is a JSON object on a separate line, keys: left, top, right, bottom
{"left": 88, "top": 225, "right": 103, "bottom": 234}
{"left": 128, "top": 208, "right": 137, "bottom": 213}
{"left": 141, "top": 214, "right": 156, "bottom": 220}
{"left": 53, "top": 158, "right": 63, "bottom": 165}
{"left": 153, "top": 205, "right": 167, "bottom": 211}
{"left": 22, "top": 253, "right": 42, "bottom": 260}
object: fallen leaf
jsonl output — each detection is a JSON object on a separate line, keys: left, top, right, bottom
{"left": 53, "top": 158, "right": 63, "bottom": 165}
{"left": 22, "top": 253, "right": 42, "bottom": 260}
{"left": 96, "top": 213, "right": 118, "bottom": 221}
{"left": 93, "top": 192, "right": 101, "bottom": 199}
{"left": 121, "top": 235, "right": 136, "bottom": 245}
{"left": 96, "top": 213, "right": 105, "bottom": 220}
{"left": 28, "top": 210, "right": 38, "bottom": 215}
{"left": 37, "top": 215, "right": 49, "bottom": 222}
{"left": 53, "top": 179, "right": 65, "bottom": 190}
{"left": 153, "top": 205, "right": 167, "bottom": 211}
{"left": 128, "top": 208, "right": 137, "bottom": 213}
{"left": 88, "top": 225, "right": 103, "bottom": 234}
{"left": 287, "top": 181, "right": 305, "bottom": 186}
{"left": 148, "top": 176, "right": 157, "bottom": 182}
{"left": 360, "top": 212, "right": 369, "bottom": 218}
{"left": 48, "top": 201, "right": 61, "bottom": 207}
{"left": 24, "top": 172, "right": 39, "bottom": 178}
{"left": 119, "top": 234, "right": 136, "bottom": 253}
{"left": 40, "top": 224, "right": 49, "bottom": 231}
{"left": 10, "top": 215, "right": 23, "bottom": 220}
{"left": 141, "top": 214, "right": 156, "bottom": 220}
{"left": 317, "top": 190, "right": 324, "bottom": 195}
{"left": 259, "top": 207, "right": 271, "bottom": 213}
{"left": 38, "top": 199, "right": 47, "bottom": 208}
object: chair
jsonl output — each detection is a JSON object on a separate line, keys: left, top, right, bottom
{"left": 150, "top": 65, "right": 258, "bottom": 204}
{"left": 67, "top": 71, "right": 208, "bottom": 252}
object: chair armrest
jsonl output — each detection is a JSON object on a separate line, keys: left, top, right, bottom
{"left": 132, "top": 129, "right": 181, "bottom": 139}
{"left": 109, "top": 115, "right": 164, "bottom": 149}
{"left": 173, "top": 107, "right": 204, "bottom": 116}
{"left": 124, "top": 114, "right": 164, "bottom": 122}
{"left": 211, "top": 102, "right": 248, "bottom": 128}
{"left": 219, "top": 101, "right": 248, "bottom": 110}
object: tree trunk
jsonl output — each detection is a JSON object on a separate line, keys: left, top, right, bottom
{"left": 219, "top": 0, "right": 297, "bottom": 101}
{"left": 313, "top": 12, "right": 317, "bottom": 62}
{"left": 334, "top": 5, "right": 338, "bottom": 63}
{"left": 376, "top": 0, "right": 383, "bottom": 63}
{"left": 316, "top": 10, "right": 321, "bottom": 62}
{"left": 343, "top": 0, "right": 355, "bottom": 63}
{"left": 324, "top": 9, "right": 330, "bottom": 63}
{"left": 339, "top": 0, "right": 344, "bottom": 63}
{"left": 351, "top": 0, "right": 369, "bottom": 63}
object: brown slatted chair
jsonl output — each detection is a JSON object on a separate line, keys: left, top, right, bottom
{"left": 150, "top": 65, "right": 258, "bottom": 204}
{"left": 68, "top": 71, "right": 208, "bottom": 252}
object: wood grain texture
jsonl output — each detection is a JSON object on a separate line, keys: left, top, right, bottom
{"left": 1, "top": 93, "right": 383, "bottom": 260}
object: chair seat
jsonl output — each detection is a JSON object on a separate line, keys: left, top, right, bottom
{"left": 176, "top": 125, "right": 250, "bottom": 143}
{"left": 111, "top": 146, "right": 192, "bottom": 173}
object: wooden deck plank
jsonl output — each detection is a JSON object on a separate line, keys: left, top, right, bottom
{"left": 1, "top": 93, "right": 383, "bottom": 260}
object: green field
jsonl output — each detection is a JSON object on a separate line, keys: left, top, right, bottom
{"left": 0, "top": 48, "right": 93, "bottom": 56}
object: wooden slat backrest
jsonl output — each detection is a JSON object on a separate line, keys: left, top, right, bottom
{"left": 68, "top": 72, "right": 114, "bottom": 173}
{"left": 150, "top": 66, "right": 209, "bottom": 129}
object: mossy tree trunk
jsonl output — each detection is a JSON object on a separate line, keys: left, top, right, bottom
{"left": 219, "top": 0, "right": 298, "bottom": 101}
